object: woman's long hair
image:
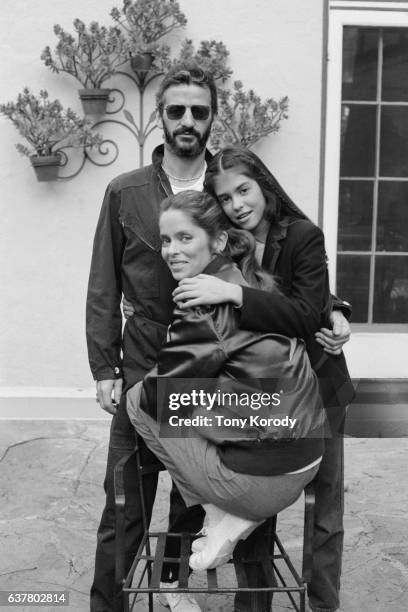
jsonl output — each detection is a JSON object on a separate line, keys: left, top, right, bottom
{"left": 204, "top": 145, "right": 309, "bottom": 225}
{"left": 160, "top": 191, "right": 274, "bottom": 290}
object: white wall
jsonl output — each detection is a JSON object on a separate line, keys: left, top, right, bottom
{"left": 0, "top": 0, "right": 325, "bottom": 397}
{"left": 176, "top": 0, "right": 325, "bottom": 217}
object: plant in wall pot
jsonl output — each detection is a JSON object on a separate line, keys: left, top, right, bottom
{"left": 110, "top": 0, "right": 187, "bottom": 75}
{"left": 210, "top": 80, "right": 289, "bottom": 151}
{"left": 0, "top": 88, "right": 102, "bottom": 181}
{"left": 41, "top": 19, "right": 128, "bottom": 115}
{"left": 175, "top": 39, "right": 232, "bottom": 82}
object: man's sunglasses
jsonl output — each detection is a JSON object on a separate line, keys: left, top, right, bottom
{"left": 165, "top": 104, "right": 211, "bottom": 121}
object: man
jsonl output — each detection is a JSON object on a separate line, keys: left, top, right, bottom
{"left": 86, "top": 63, "right": 215, "bottom": 612}
{"left": 87, "top": 61, "right": 351, "bottom": 612}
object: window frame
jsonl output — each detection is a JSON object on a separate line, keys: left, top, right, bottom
{"left": 323, "top": 0, "right": 408, "bottom": 331}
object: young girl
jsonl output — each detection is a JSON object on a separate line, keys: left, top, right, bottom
{"left": 127, "top": 189, "right": 324, "bottom": 572}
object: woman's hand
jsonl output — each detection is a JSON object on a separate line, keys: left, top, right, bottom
{"left": 314, "top": 310, "right": 351, "bottom": 355}
{"left": 173, "top": 274, "right": 243, "bottom": 308}
{"left": 122, "top": 296, "right": 135, "bottom": 319}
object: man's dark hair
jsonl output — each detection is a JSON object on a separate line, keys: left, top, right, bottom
{"left": 156, "top": 62, "right": 218, "bottom": 116}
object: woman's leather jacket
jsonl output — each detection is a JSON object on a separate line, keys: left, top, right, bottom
{"left": 127, "top": 256, "right": 325, "bottom": 475}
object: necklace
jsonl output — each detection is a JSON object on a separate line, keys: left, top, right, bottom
{"left": 161, "top": 163, "right": 206, "bottom": 183}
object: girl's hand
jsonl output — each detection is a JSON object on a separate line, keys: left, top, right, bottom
{"left": 172, "top": 274, "right": 243, "bottom": 308}
{"left": 315, "top": 310, "right": 351, "bottom": 354}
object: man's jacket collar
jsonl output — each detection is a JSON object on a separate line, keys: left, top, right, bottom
{"left": 128, "top": 145, "right": 214, "bottom": 252}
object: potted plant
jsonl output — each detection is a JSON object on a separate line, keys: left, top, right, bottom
{"left": 209, "top": 80, "right": 289, "bottom": 151}
{"left": 175, "top": 39, "right": 233, "bottom": 82}
{"left": 0, "top": 88, "right": 102, "bottom": 181}
{"left": 41, "top": 19, "right": 128, "bottom": 115}
{"left": 110, "top": 0, "right": 187, "bottom": 74}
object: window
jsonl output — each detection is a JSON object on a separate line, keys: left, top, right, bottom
{"left": 338, "top": 26, "right": 408, "bottom": 323}
{"left": 324, "top": 3, "right": 408, "bottom": 329}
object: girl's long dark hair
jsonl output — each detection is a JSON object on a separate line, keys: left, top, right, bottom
{"left": 204, "top": 145, "right": 309, "bottom": 225}
{"left": 160, "top": 191, "right": 274, "bottom": 290}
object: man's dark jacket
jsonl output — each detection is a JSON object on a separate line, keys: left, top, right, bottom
{"left": 86, "top": 145, "right": 187, "bottom": 390}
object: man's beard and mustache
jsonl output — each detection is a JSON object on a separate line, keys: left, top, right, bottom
{"left": 163, "top": 124, "right": 212, "bottom": 157}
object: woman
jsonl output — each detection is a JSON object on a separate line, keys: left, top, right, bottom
{"left": 127, "top": 189, "right": 325, "bottom": 572}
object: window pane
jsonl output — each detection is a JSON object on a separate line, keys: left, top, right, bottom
{"left": 342, "top": 27, "right": 378, "bottom": 101}
{"left": 337, "top": 255, "right": 370, "bottom": 322}
{"left": 338, "top": 181, "right": 373, "bottom": 251}
{"left": 340, "top": 105, "right": 376, "bottom": 176}
{"left": 374, "top": 256, "right": 408, "bottom": 322}
{"left": 380, "top": 107, "right": 408, "bottom": 177}
{"left": 382, "top": 29, "right": 408, "bottom": 101}
{"left": 377, "top": 182, "right": 408, "bottom": 251}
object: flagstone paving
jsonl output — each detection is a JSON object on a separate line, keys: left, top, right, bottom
{"left": 0, "top": 421, "right": 407, "bottom": 611}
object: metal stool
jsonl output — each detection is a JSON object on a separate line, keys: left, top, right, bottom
{"left": 114, "top": 441, "right": 315, "bottom": 612}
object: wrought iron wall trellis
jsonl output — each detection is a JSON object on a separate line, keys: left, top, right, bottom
{"left": 58, "top": 65, "right": 161, "bottom": 180}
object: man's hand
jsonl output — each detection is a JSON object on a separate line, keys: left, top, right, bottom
{"left": 122, "top": 296, "right": 135, "bottom": 319}
{"left": 315, "top": 310, "right": 351, "bottom": 355}
{"left": 96, "top": 378, "right": 123, "bottom": 415}
{"left": 172, "top": 275, "right": 243, "bottom": 308}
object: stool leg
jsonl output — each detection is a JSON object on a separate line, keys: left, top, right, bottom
{"left": 233, "top": 519, "right": 275, "bottom": 611}
{"left": 123, "top": 593, "right": 130, "bottom": 612}
{"left": 300, "top": 589, "right": 306, "bottom": 612}
{"left": 302, "top": 482, "right": 315, "bottom": 585}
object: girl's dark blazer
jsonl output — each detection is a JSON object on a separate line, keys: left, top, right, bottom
{"left": 239, "top": 217, "right": 355, "bottom": 427}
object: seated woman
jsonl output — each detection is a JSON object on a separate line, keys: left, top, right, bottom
{"left": 127, "top": 190, "right": 325, "bottom": 572}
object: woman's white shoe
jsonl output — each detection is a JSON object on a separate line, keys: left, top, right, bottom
{"left": 191, "top": 503, "right": 226, "bottom": 550}
{"left": 202, "top": 503, "right": 227, "bottom": 528}
{"left": 158, "top": 582, "right": 201, "bottom": 611}
{"left": 191, "top": 534, "right": 207, "bottom": 553}
{"left": 189, "top": 513, "right": 262, "bottom": 571}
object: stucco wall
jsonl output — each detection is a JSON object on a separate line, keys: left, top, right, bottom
{"left": 0, "top": 0, "right": 324, "bottom": 391}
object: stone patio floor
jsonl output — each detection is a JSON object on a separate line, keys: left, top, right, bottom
{"left": 0, "top": 420, "right": 407, "bottom": 611}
